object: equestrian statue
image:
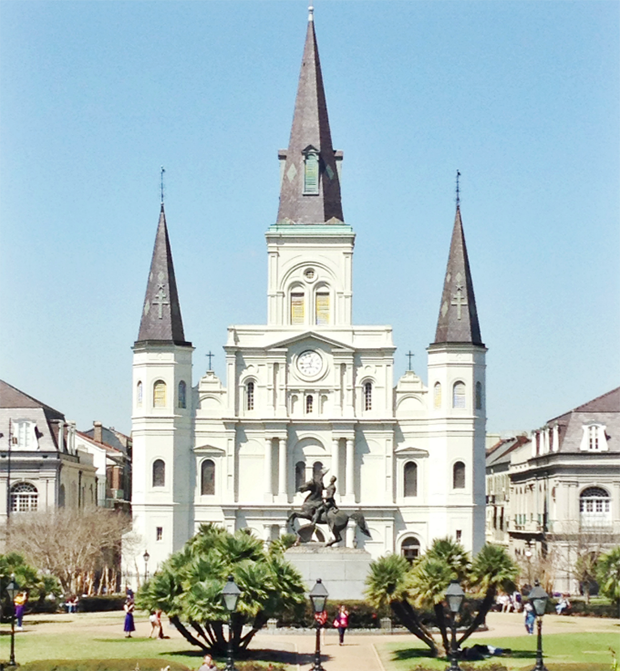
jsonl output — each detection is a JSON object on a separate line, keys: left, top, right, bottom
{"left": 286, "top": 467, "right": 371, "bottom": 547}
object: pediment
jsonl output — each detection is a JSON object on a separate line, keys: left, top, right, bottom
{"left": 267, "top": 331, "right": 353, "bottom": 352}
{"left": 194, "top": 443, "right": 226, "bottom": 454}
{"left": 394, "top": 445, "right": 429, "bottom": 457}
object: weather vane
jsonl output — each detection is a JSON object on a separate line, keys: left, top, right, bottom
{"left": 160, "top": 166, "right": 166, "bottom": 205}
{"left": 455, "top": 169, "right": 461, "bottom": 207}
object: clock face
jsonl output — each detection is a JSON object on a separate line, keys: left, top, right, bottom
{"left": 297, "top": 350, "right": 322, "bottom": 377}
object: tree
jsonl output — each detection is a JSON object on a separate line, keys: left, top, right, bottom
{"left": 574, "top": 551, "right": 600, "bottom": 604}
{"left": 596, "top": 546, "right": 620, "bottom": 618}
{"left": 137, "top": 524, "right": 306, "bottom": 655}
{"left": 0, "top": 552, "right": 62, "bottom": 616}
{"left": 365, "top": 538, "right": 518, "bottom": 659}
{"left": 6, "top": 508, "right": 130, "bottom": 594}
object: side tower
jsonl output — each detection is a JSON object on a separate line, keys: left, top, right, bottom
{"left": 132, "top": 204, "right": 194, "bottom": 570}
{"left": 426, "top": 202, "right": 487, "bottom": 552}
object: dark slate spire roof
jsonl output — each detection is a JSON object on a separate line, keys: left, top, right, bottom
{"left": 433, "top": 206, "right": 483, "bottom": 346}
{"left": 136, "top": 205, "right": 190, "bottom": 346}
{"left": 276, "top": 8, "right": 344, "bottom": 225}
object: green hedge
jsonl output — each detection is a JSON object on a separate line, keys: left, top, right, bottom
{"left": 277, "top": 598, "right": 391, "bottom": 628}
{"left": 560, "top": 598, "right": 619, "bottom": 618}
{"left": 77, "top": 595, "right": 127, "bottom": 612}
{"left": 13, "top": 661, "right": 190, "bottom": 671}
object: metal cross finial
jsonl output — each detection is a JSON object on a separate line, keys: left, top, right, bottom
{"left": 455, "top": 170, "right": 461, "bottom": 208}
{"left": 308, "top": 4, "right": 314, "bottom": 21}
{"left": 152, "top": 284, "right": 169, "bottom": 319}
{"left": 406, "top": 351, "right": 415, "bottom": 371}
{"left": 206, "top": 351, "right": 214, "bottom": 371}
{"left": 160, "top": 166, "right": 166, "bottom": 205}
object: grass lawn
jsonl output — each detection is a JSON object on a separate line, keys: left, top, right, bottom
{"left": 376, "top": 632, "right": 618, "bottom": 670}
{"left": 0, "top": 614, "right": 292, "bottom": 670}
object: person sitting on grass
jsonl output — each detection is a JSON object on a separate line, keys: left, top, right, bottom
{"left": 197, "top": 654, "right": 218, "bottom": 671}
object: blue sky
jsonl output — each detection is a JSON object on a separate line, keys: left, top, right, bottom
{"left": 1, "top": 0, "right": 618, "bottom": 436}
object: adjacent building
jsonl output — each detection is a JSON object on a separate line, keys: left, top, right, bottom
{"left": 0, "top": 379, "right": 98, "bottom": 519}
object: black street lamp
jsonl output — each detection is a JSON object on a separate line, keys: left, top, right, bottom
{"left": 221, "top": 575, "right": 241, "bottom": 671}
{"left": 6, "top": 573, "right": 18, "bottom": 666}
{"left": 309, "top": 579, "right": 329, "bottom": 671}
{"left": 529, "top": 580, "right": 549, "bottom": 671}
{"left": 445, "top": 580, "right": 465, "bottom": 671}
{"left": 143, "top": 550, "right": 150, "bottom": 582}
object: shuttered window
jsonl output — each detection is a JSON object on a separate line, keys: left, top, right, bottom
{"left": 291, "top": 293, "right": 305, "bottom": 325}
{"left": 315, "top": 292, "right": 330, "bottom": 325}
{"left": 153, "top": 380, "right": 166, "bottom": 408}
{"left": 304, "top": 152, "right": 319, "bottom": 194}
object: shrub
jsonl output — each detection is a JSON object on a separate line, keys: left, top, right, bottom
{"left": 278, "top": 599, "right": 391, "bottom": 628}
{"left": 77, "top": 595, "right": 127, "bottom": 612}
{"left": 17, "top": 661, "right": 190, "bottom": 671}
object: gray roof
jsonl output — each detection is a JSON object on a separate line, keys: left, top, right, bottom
{"left": 276, "top": 12, "right": 344, "bottom": 225}
{"left": 136, "top": 205, "right": 190, "bottom": 346}
{"left": 82, "top": 426, "right": 128, "bottom": 454}
{"left": 486, "top": 436, "right": 530, "bottom": 469}
{"left": 0, "top": 379, "right": 64, "bottom": 421}
{"left": 433, "top": 206, "right": 483, "bottom": 346}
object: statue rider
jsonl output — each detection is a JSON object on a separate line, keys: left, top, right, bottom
{"left": 311, "top": 475, "right": 338, "bottom": 525}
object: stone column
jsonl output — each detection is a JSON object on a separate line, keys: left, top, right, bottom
{"left": 346, "top": 520, "right": 355, "bottom": 547}
{"left": 278, "top": 437, "right": 287, "bottom": 501}
{"left": 264, "top": 438, "right": 273, "bottom": 501}
{"left": 346, "top": 438, "right": 355, "bottom": 502}
{"left": 331, "top": 438, "right": 340, "bottom": 500}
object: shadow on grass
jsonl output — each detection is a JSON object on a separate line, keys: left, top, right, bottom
{"left": 163, "top": 647, "right": 329, "bottom": 667}
{"left": 392, "top": 648, "right": 436, "bottom": 661}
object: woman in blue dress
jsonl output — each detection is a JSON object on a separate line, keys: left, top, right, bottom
{"left": 124, "top": 597, "right": 136, "bottom": 638}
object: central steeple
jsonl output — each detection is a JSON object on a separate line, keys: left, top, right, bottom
{"left": 276, "top": 7, "right": 344, "bottom": 225}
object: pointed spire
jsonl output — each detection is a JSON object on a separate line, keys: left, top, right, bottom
{"left": 433, "top": 205, "right": 483, "bottom": 346}
{"left": 136, "top": 204, "right": 190, "bottom": 346}
{"left": 276, "top": 9, "right": 344, "bottom": 225}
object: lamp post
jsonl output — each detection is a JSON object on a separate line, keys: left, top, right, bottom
{"left": 529, "top": 580, "right": 549, "bottom": 671}
{"left": 143, "top": 550, "right": 150, "bottom": 582}
{"left": 6, "top": 573, "right": 18, "bottom": 667}
{"left": 221, "top": 575, "right": 241, "bottom": 671}
{"left": 445, "top": 580, "right": 465, "bottom": 671}
{"left": 309, "top": 579, "right": 329, "bottom": 671}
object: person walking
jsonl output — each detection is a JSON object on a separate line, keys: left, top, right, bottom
{"left": 523, "top": 601, "right": 535, "bottom": 635}
{"left": 123, "top": 597, "right": 136, "bottom": 638}
{"left": 14, "top": 592, "right": 28, "bottom": 631}
{"left": 333, "top": 604, "right": 349, "bottom": 646}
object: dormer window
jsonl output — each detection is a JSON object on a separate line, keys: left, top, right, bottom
{"left": 580, "top": 423, "right": 608, "bottom": 452}
{"left": 303, "top": 148, "right": 320, "bottom": 194}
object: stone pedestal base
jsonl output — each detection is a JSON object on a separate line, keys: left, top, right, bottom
{"left": 285, "top": 544, "right": 373, "bottom": 600}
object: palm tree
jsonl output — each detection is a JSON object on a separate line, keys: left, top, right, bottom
{"left": 596, "top": 546, "right": 620, "bottom": 619}
{"left": 365, "top": 554, "right": 438, "bottom": 656}
{"left": 457, "top": 544, "right": 518, "bottom": 646}
{"left": 137, "top": 527, "right": 306, "bottom": 654}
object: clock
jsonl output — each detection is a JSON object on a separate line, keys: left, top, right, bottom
{"left": 297, "top": 350, "right": 323, "bottom": 377}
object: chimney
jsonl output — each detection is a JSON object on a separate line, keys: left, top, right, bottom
{"left": 93, "top": 421, "right": 103, "bottom": 444}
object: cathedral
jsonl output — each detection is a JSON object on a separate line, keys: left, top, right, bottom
{"left": 130, "top": 9, "right": 487, "bottom": 574}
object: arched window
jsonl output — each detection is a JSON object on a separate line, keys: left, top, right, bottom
{"left": 178, "top": 380, "right": 187, "bottom": 409}
{"left": 153, "top": 380, "right": 167, "bottom": 408}
{"left": 401, "top": 537, "right": 420, "bottom": 564}
{"left": 453, "top": 461, "right": 466, "bottom": 489}
{"left": 137, "top": 381, "right": 143, "bottom": 407}
{"left": 201, "top": 459, "right": 215, "bottom": 495}
{"left": 364, "top": 382, "right": 372, "bottom": 411}
{"left": 453, "top": 382, "right": 466, "bottom": 409}
{"left": 433, "top": 382, "right": 442, "bottom": 409}
{"left": 313, "top": 461, "right": 324, "bottom": 480}
{"left": 404, "top": 462, "right": 417, "bottom": 497}
{"left": 295, "top": 461, "right": 305, "bottom": 491}
{"left": 475, "top": 382, "right": 482, "bottom": 410}
{"left": 246, "top": 381, "right": 255, "bottom": 411}
{"left": 152, "top": 459, "right": 165, "bottom": 487}
{"left": 315, "top": 291, "right": 330, "bottom": 325}
{"left": 10, "top": 482, "right": 38, "bottom": 512}
{"left": 580, "top": 487, "right": 611, "bottom": 525}
{"left": 306, "top": 394, "right": 314, "bottom": 414}
{"left": 290, "top": 292, "right": 305, "bottom": 325}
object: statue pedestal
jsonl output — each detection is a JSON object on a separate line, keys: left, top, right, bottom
{"left": 285, "top": 544, "right": 373, "bottom": 600}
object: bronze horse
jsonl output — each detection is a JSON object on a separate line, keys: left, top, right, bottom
{"left": 287, "top": 474, "right": 371, "bottom": 547}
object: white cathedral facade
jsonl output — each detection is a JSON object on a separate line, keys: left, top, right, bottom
{"left": 130, "top": 10, "right": 487, "bottom": 575}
